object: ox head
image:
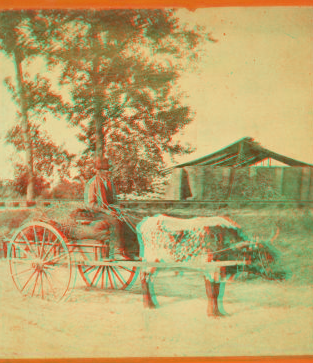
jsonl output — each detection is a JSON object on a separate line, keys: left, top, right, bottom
{"left": 232, "top": 228, "right": 286, "bottom": 281}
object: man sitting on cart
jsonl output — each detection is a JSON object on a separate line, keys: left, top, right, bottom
{"left": 84, "top": 157, "right": 117, "bottom": 210}
{"left": 73, "top": 157, "right": 138, "bottom": 260}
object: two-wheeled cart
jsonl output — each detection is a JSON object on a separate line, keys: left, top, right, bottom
{"left": 6, "top": 220, "right": 246, "bottom": 301}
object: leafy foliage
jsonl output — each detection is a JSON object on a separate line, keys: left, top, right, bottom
{"left": 4, "top": 74, "right": 64, "bottom": 118}
{"left": 1, "top": 10, "right": 215, "bottom": 194}
{"left": 74, "top": 153, "right": 96, "bottom": 183}
{"left": 6, "top": 123, "right": 75, "bottom": 179}
{"left": 3, "top": 37, "right": 74, "bottom": 188}
{"left": 0, "top": 10, "right": 51, "bottom": 61}
{"left": 51, "top": 178, "right": 84, "bottom": 199}
{"left": 0, "top": 180, "right": 21, "bottom": 200}
{"left": 0, "top": 10, "right": 61, "bottom": 200}
{"left": 43, "top": 9, "right": 214, "bottom": 192}
{"left": 11, "top": 165, "right": 50, "bottom": 197}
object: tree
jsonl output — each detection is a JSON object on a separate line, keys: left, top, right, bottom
{"left": 4, "top": 71, "right": 73, "bottom": 193}
{"left": 11, "top": 165, "right": 50, "bottom": 198}
{"left": 46, "top": 10, "right": 215, "bottom": 193}
{"left": 6, "top": 122, "right": 75, "bottom": 182}
{"left": 4, "top": 71, "right": 73, "bottom": 175}
{"left": 0, "top": 10, "right": 53, "bottom": 200}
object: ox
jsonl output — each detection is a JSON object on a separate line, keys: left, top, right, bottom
{"left": 136, "top": 214, "right": 284, "bottom": 318}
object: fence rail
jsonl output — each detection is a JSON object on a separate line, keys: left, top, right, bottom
{"left": 0, "top": 199, "right": 312, "bottom": 210}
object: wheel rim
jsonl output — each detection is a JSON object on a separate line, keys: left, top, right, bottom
{"left": 9, "top": 222, "right": 73, "bottom": 302}
{"left": 78, "top": 264, "right": 138, "bottom": 290}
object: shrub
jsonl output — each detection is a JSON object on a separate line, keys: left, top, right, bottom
{"left": 51, "top": 179, "right": 84, "bottom": 200}
{"left": 12, "top": 171, "right": 50, "bottom": 198}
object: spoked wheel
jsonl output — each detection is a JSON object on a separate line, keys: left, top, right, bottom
{"left": 78, "top": 263, "right": 138, "bottom": 290}
{"left": 8, "top": 222, "right": 74, "bottom": 302}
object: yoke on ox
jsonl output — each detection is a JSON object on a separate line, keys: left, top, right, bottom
{"left": 137, "top": 214, "right": 283, "bottom": 318}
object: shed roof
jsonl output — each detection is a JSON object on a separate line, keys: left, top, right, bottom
{"left": 165, "top": 137, "right": 312, "bottom": 172}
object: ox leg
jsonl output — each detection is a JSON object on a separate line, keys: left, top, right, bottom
{"left": 204, "top": 278, "right": 215, "bottom": 316}
{"left": 213, "top": 281, "right": 228, "bottom": 317}
{"left": 204, "top": 277, "right": 227, "bottom": 318}
{"left": 216, "top": 267, "right": 229, "bottom": 316}
{"left": 217, "top": 282, "right": 228, "bottom": 316}
{"left": 141, "top": 270, "right": 158, "bottom": 309}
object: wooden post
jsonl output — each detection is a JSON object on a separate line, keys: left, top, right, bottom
{"left": 300, "top": 167, "right": 311, "bottom": 201}
{"left": 277, "top": 167, "right": 285, "bottom": 197}
{"left": 226, "top": 168, "right": 236, "bottom": 199}
{"left": 310, "top": 169, "right": 313, "bottom": 201}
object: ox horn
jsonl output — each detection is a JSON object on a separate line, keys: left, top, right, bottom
{"left": 255, "top": 228, "right": 280, "bottom": 247}
{"left": 268, "top": 227, "right": 280, "bottom": 243}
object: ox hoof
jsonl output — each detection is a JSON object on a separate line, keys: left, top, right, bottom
{"left": 214, "top": 312, "right": 228, "bottom": 318}
{"left": 144, "top": 305, "right": 157, "bottom": 310}
{"left": 207, "top": 310, "right": 228, "bottom": 318}
{"left": 144, "top": 302, "right": 157, "bottom": 309}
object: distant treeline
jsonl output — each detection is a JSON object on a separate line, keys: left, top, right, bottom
{"left": 0, "top": 178, "right": 84, "bottom": 200}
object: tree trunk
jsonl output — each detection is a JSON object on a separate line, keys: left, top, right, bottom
{"left": 95, "top": 107, "right": 104, "bottom": 170}
{"left": 91, "top": 27, "right": 105, "bottom": 171}
{"left": 13, "top": 50, "right": 35, "bottom": 201}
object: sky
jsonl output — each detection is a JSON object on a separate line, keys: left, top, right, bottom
{"left": 0, "top": 7, "right": 312, "bottom": 179}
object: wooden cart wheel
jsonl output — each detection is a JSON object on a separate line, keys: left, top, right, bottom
{"left": 78, "top": 263, "right": 138, "bottom": 290}
{"left": 8, "top": 222, "right": 74, "bottom": 302}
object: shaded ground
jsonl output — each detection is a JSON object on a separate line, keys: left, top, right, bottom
{"left": 0, "top": 259, "right": 312, "bottom": 358}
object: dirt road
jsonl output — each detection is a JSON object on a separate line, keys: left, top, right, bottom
{"left": 0, "top": 260, "right": 312, "bottom": 358}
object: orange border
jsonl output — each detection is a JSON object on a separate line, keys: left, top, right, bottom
{"left": 0, "top": 356, "right": 312, "bottom": 362}
{"left": 0, "top": 1, "right": 312, "bottom": 363}
{"left": 0, "top": 0, "right": 312, "bottom": 9}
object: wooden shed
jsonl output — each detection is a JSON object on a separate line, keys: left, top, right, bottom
{"left": 164, "top": 137, "right": 313, "bottom": 201}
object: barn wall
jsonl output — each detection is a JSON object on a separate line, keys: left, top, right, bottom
{"left": 308, "top": 168, "right": 313, "bottom": 201}
{"left": 164, "top": 166, "right": 313, "bottom": 201}
{"left": 164, "top": 168, "right": 183, "bottom": 200}
{"left": 282, "top": 168, "right": 302, "bottom": 199}
{"left": 202, "top": 167, "right": 230, "bottom": 200}
{"left": 184, "top": 166, "right": 205, "bottom": 200}
{"left": 300, "top": 167, "right": 312, "bottom": 201}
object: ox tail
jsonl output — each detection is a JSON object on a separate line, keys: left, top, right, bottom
{"left": 136, "top": 216, "right": 151, "bottom": 259}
